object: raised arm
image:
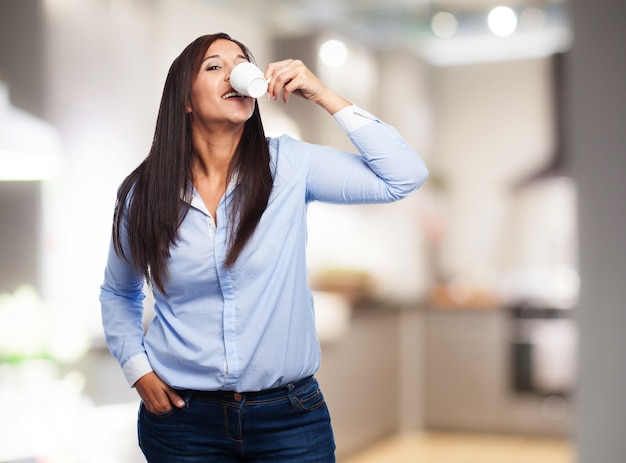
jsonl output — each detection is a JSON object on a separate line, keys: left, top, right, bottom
{"left": 306, "top": 108, "right": 428, "bottom": 204}
{"left": 263, "top": 58, "right": 428, "bottom": 204}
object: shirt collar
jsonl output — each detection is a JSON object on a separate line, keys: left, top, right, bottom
{"left": 181, "top": 171, "right": 240, "bottom": 215}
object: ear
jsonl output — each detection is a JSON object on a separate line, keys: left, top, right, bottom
{"left": 185, "top": 103, "right": 192, "bottom": 113}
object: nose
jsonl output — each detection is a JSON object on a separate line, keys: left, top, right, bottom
{"left": 225, "top": 65, "right": 235, "bottom": 82}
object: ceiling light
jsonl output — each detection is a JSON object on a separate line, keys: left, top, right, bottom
{"left": 318, "top": 39, "right": 348, "bottom": 68}
{"left": 488, "top": 6, "right": 518, "bottom": 37}
{"left": 0, "top": 82, "right": 62, "bottom": 181}
{"left": 0, "top": 150, "right": 61, "bottom": 181}
{"left": 431, "top": 12, "right": 458, "bottom": 39}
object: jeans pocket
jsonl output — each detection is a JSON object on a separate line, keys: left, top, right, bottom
{"left": 289, "top": 379, "right": 326, "bottom": 411}
{"left": 141, "top": 402, "right": 179, "bottom": 419}
{"left": 139, "top": 402, "right": 176, "bottom": 420}
{"left": 140, "top": 390, "right": 192, "bottom": 420}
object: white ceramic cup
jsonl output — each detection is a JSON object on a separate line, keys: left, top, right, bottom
{"left": 229, "top": 62, "right": 268, "bottom": 98}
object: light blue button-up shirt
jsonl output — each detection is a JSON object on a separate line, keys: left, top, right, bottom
{"left": 100, "top": 105, "right": 428, "bottom": 392}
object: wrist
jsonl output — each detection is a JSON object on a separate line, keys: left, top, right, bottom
{"left": 315, "top": 88, "right": 351, "bottom": 115}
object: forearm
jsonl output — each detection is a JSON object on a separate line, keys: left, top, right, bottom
{"left": 314, "top": 87, "right": 352, "bottom": 115}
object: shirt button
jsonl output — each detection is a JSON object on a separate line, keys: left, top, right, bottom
{"left": 234, "top": 393, "right": 243, "bottom": 402}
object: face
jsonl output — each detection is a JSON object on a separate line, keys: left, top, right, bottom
{"left": 186, "top": 39, "right": 256, "bottom": 129}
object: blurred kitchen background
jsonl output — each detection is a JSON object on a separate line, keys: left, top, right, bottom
{"left": 0, "top": 0, "right": 624, "bottom": 462}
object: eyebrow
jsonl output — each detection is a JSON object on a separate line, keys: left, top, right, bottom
{"left": 201, "top": 53, "right": 248, "bottom": 64}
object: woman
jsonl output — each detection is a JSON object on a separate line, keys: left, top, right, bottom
{"left": 100, "top": 32, "right": 428, "bottom": 462}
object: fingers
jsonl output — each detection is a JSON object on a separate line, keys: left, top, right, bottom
{"left": 264, "top": 59, "right": 292, "bottom": 98}
{"left": 135, "top": 371, "right": 185, "bottom": 415}
{"left": 168, "top": 389, "right": 186, "bottom": 408}
{"left": 265, "top": 59, "right": 295, "bottom": 102}
{"left": 264, "top": 59, "right": 320, "bottom": 103}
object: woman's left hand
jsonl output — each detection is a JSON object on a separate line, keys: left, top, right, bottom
{"left": 264, "top": 59, "right": 351, "bottom": 114}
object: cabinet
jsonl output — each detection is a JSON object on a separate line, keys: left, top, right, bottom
{"left": 423, "top": 308, "right": 571, "bottom": 436}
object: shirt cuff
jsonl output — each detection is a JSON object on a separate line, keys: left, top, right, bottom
{"left": 332, "top": 105, "right": 379, "bottom": 134}
{"left": 122, "top": 352, "right": 154, "bottom": 387}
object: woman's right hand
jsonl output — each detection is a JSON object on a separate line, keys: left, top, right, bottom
{"left": 134, "top": 371, "right": 186, "bottom": 414}
{"left": 264, "top": 59, "right": 351, "bottom": 115}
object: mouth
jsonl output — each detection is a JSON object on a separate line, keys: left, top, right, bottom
{"left": 222, "top": 90, "right": 246, "bottom": 99}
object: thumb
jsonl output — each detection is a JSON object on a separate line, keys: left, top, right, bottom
{"left": 167, "top": 389, "right": 186, "bottom": 408}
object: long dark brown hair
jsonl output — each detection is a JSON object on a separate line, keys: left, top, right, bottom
{"left": 112, "top": 33, "right": 273, "bottom": 294}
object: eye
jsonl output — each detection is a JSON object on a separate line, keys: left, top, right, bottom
{"left": 205, "top": 65, "right": 220, "bottom": 71}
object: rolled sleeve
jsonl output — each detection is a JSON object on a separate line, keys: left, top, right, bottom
{"left": 332, "top": 105, "right": 379, "bottom": 134}
{"left": 122, "top": 353, "right": 154, "bottom": 387}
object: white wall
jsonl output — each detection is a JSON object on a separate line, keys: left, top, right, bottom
{"left": 430, "top": 57, "right": 575, "bottom": 303}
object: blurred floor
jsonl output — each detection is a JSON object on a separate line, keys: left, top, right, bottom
{"left": 340, "top": 431, "right": 573, "bottom": 463}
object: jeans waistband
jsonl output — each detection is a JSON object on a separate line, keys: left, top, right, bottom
{"left": 187, "top": 375, "right": 314, "bottom": 402}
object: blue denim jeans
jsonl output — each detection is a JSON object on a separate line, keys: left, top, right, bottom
{"left": 137, "top": 376, "right": 336, "bottom": 462}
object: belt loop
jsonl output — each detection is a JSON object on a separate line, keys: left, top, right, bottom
{"left": 286, "top": 382, "right": 299, "bottom": 409}
{"left": 182, "top": 390, "right": 193, "bottom": 409}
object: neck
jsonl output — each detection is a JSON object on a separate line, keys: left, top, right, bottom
{"left": 190, "top": 122, "right": 244, "bottom": 181}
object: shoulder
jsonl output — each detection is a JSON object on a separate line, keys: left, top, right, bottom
{"left": 268, "top": 134, "right": 316, "bottom": 170}
{"left": 268, "top": 133, "right": 308, "bottom": 152}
